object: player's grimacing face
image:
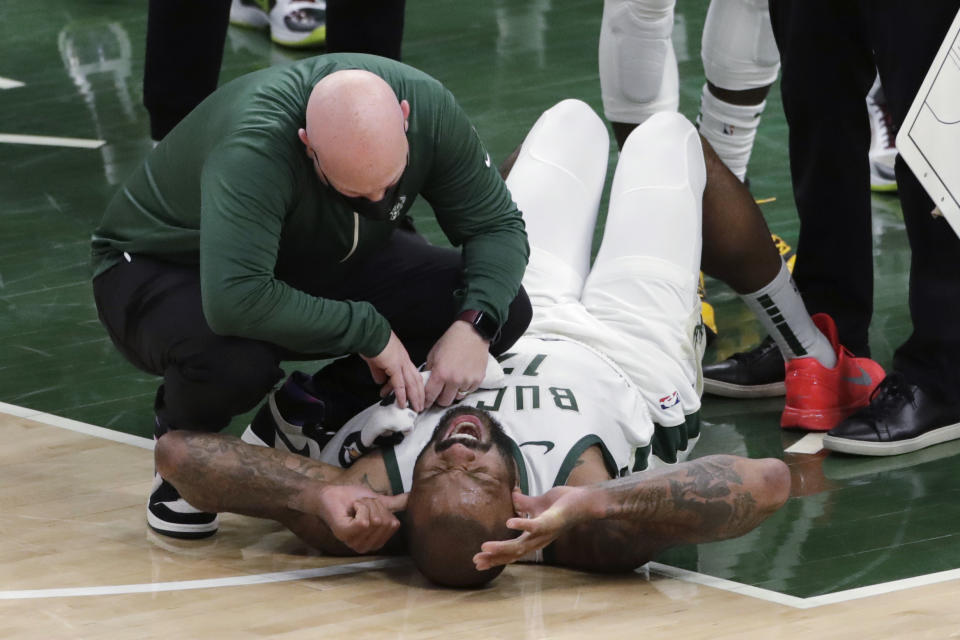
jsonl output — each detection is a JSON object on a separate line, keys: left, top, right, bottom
{"left": 411, "top": 406, "right": 516, "bottom": 502}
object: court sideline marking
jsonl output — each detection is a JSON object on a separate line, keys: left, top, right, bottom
{"left": 0, "top": 560, "right": 408, "bottom": 601}
{"left": 0, "top": 133, "right": 106, "bottom": 149}
{"left": 2, "top": 401, "right": 959, "bottom": 608}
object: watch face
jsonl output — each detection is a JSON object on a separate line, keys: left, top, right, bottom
{"left": 473, "top": 311, "right": 499, "bottom": 341}
{"left": 460, "top": 309, "right": 498, "bottom": 341}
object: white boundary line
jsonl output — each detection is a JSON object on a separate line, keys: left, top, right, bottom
{"left": 647, "top": 562, "right": 807, "bottom": 608}
{"left": 0, "top": 133, "right": 105, "bottom": 149}
{"left": 0, "top": 401, "right": 153, "bottom": 450}
{"left": 649, "top": 562, "right": 960, "bottom": 609}
{"left": 0, "top": 77, "right": 25, "bottom": 89}
{"left": 4, "top": 402, "right": 960, "bottom": 607}
{"left": 0, "top": 559, "right": 407, "bottom": 600}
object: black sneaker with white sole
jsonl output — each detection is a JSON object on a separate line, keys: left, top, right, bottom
{"left": 147, "top": 472, "right": 219, "bottom": 539}
{"left": 822, "top": 373, "right": 960, "bottom": 456}
{"left": 702, "top": 335, "right": 786, "bottom": 398}
{"left": 241, "top": 371, "right": 353, "bottom": 457}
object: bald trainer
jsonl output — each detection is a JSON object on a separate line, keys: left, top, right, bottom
{"left": 91, "top": 53, "right": 531, "bottom": 540}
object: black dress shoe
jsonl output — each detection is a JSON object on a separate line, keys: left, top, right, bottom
{"left": 822, "top": 373, "right": 960, "bottom": 456}
{"left": 702, "top": 336, "right": 785, "bottom": 398}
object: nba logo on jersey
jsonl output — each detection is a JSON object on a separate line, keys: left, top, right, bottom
{"left": 659, "top": 391, "right": 680, "bottom": 409}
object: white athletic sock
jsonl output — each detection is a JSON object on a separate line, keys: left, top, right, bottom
{"left": 696, "top": 84, "right": 766, "bottom": 182}
{"left": 742, "top": 260, "right": 837, "bottom": 367}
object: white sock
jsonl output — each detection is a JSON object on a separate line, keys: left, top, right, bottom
{"left": 742, "top": 260, "right": 837, "bottom": 367}
{"left": 696, "top": 84, "right": 765, "bottom": 182}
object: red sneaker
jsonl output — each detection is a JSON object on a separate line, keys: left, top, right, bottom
{"left": 781, "top": 314, "right": 885, "bottom": 431}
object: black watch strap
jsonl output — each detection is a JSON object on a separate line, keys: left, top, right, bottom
{"left": 457, "top": 309, "right": 499, "bottom": 342}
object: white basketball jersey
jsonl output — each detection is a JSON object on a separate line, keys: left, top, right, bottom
{"left": 318, "top": 335, "right": 653, "bottom": 496}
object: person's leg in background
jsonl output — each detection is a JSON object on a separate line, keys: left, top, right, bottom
{"left": 824, "top": 0, "right": 960, "bottom": 456}
{"left": 697, "top": 0, "right": 780, "bottom": 184}
{"left": 143, "top": 0, "right": 232, "bottom": 141}
{"left": 598, "top": 0, "right": 679, "bottom": 149}
{"left": 769, "top": 0, "right": 876, "bottom": 356}
{"left": 695, "top": 0, "right": 783, "bottom": 354}
{"left": 326, "top": 0, "right": 406, "bottom": 60}
{"left": 706, "top": 0, "right": 877, "bottom": 398}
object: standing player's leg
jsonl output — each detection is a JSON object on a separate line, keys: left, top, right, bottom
{"left": 599, "top": 0, "right": 679, "bottom": 149}
{"left": 697, "top": 0, "right": 780, "bottom": 183}
{"left": 503, "top": 99, "right": 609, "bottom": 313}
{"left": 700, "top": 132, "right": 884, "bottom": 431}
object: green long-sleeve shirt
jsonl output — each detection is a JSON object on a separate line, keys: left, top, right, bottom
{"left": 92, "top": 54, "right": 528, "bottom": 357}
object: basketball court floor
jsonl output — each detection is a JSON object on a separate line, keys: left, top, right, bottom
{"left": 3, "top": 0, "right": 960, "bottom": 636}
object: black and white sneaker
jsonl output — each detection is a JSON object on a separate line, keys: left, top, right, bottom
{"left": 241, "top": 371, "right": 345, "bottom": 458}
{"left": 702, "top": 335, "right": 786, "bottom": 398}
{"left": 146, "top": 472, "right": 219, "bottom": 539}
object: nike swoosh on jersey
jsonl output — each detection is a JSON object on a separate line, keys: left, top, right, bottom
{"left": 484, "top": 152, "right": 491, "bottom": 167}
{"left": 519, "top": 440, "right": 555, "bottom": 454}
{"left": 274, "top": 426, "right": 312, "bottom": 457}
{"left": 844, "top": 366, "right": 873, "bottom": 386}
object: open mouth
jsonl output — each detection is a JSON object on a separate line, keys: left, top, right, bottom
{"left": 441, "top": 412, "right": 487, "bottom": 445}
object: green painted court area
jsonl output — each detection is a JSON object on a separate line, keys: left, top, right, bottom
{"left": 1, "top": 0, "right": 953, "bottom": 600}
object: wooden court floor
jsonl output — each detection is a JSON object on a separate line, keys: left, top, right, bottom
{"left": 5, "top": 412, "right": 960, "bottom": 639}
{"left": 3, "top": 0, "right": 960, "bottom": 636}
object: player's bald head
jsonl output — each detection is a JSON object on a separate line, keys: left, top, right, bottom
{"left": 301, "top": 69, "right": 409, "bottom": 197}
{"left": 404, "top": 407, "right": 520, "bottom": 588}
{"left": 405, "top": 484, "right": 517, "bottom": 588}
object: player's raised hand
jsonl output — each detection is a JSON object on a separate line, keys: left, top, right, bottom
{"left": 423, "top": 320, "right": 488, "bottom": 408}
{"left": 315, "top": 485, "right": 407, "bottom": 554}
{"left": 361, "top": 331, "right": 424, "bottom": 412}
{"left": 473, "top": 486, "right": 588, "bottom": 570}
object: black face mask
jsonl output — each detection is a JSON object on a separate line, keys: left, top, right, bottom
{"left": 312, "top": 148, "right": 408, "bottom": 222}
{"left": 335, "top": 180, "right": 406, "bottom": 222}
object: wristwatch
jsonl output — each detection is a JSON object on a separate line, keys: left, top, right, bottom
{"left": 457, "top": 309, "right": 499, "bottom": 342}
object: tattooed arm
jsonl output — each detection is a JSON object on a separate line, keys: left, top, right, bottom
{"left": 475, "top": 454, "right": 790, "bottom": 572}
{"left": 155, "top": 431, "right": 405, "bottom": 555}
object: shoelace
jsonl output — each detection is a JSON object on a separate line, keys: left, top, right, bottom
{"left": 729, "top": 336, "right": 777, "bottom": 363}
{"left": 868, "top": 372, "right": 915, "bottom": 412}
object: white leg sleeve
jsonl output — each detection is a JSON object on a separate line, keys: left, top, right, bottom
{"left": 581, "top": 112, "right": 707, "bottom": 427}
{"left": 599, "top": 0, "right": 679, "bottom": 124}
{"left": 506, "top": 99, "right": 609, "bottom": 305}
{"left": 701, "top": 0, "right": 780, "bottom": 90}
{"left": 697, "top": 86, "right": 767, "bottom": 181}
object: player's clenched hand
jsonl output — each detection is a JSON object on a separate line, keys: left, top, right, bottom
{"left": 361, "top": 331, "right": 424, "bottom": 412}
{"left": 473, "top": 486, "right": 587, "bottom": 570}
{"left": 315, "top": 485, "right": 407, "bottom": 554}
{"left": 424, "top": 321, "right": 489, "bottom": 408}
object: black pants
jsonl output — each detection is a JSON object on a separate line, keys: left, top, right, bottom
{"left": 143, "top": 0, "right": 406, "bottom": 140}
{"left": 769, "top": 0, "right": 960, "bottom": 400}
{"left": 93, "top": 229, "right": 531, "bottom": 432}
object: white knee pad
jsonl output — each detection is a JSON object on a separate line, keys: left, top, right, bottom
{"left": 599, "top": 0, "right": 679, "bottom": 123}
{"left": 701, "top": 0, "right": 780, "bottom": 90}
{"left": 594, "top": 111, "right": 704, "bottom": 276}
{"left": 506, "top": 99, "right": 609, "bottom": 284}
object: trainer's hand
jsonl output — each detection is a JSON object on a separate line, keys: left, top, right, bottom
{"left": 424, "top": 321, "right": 489, "bottom": 408}
{"left": 316, "top": 485, "right": 407, "bottom": 554}
{"left": 361, "top": 331, "right": 424, "bottom": 412}
{"left": 473, "top": 486, "right": 587, "bottom": 570}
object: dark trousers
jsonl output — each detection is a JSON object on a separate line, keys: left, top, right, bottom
{"left": 769, "top": 0, "right": 960, "bottom": 400}
{"left": 143, "top": 0, "right": 406, "bottom": 141}
{"left": 93, "top": 229, "right": 531, "bottom": 432}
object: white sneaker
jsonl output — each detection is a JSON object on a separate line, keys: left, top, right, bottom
{"left": 866, "top": 75, "right": 898, "bottom": 193}
{"left": 230, "top": 0, "right": 326, "bottom": 49}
